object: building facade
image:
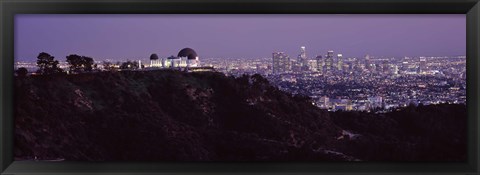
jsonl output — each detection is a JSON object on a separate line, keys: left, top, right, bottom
{"left": 272, "top": 52, "right": 290, "bottom": 74}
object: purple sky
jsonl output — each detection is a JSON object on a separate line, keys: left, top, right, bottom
{"left": 15, "top": 14, "right": 465, "bottom": 62}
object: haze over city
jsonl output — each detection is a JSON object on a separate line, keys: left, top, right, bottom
{"left": 15, "top": 14, "right": 465, "bottom": 62}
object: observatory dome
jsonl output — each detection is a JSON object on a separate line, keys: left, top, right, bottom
{"left": 177, "top": 48, "right": 198, "bottom": 60}
{"left": 150, "top": 53, "right": 159, "bottom": 60}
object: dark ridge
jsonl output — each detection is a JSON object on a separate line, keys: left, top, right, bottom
{"left": 14, "top": 70, "right": 466, "bottom": 161}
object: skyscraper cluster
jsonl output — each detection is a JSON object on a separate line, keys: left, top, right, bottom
{"left": 272, "top": 46, "right": 345, "bottom": 75}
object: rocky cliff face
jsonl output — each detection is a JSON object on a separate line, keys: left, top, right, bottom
{"left": 14, "top": 70, "right": 467, "bottom": 161}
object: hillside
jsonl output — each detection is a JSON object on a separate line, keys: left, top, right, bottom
{"left": 14, "top": 70, "right": 467, "bottom": 161}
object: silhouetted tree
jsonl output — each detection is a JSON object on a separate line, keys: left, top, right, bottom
{"left": 102, "top": 61, "right": 117, "bottom": 71}
{"left": 120, "top": 60, "right": 139, "bottom": 70}
{"left": 66, "top": 54, "right": 95, "bottom": 73}
{"left": 83, "top": 56, "right": 94, "bottom": 72}
{"left": 66, "top": 54, "right": 82, "bottom": 73}
{"left": 16, "top": 67, "right": 28, "bottom": 77}
{"left": 36, "top": 52, "right": 63, "bottom": 75}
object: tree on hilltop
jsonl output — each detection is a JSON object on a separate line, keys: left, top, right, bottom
{"left": 36, "top": 52, "right": 63, "bottom": 75}
{"left": 66, "top": 54, "right": 95, "bottom": 73}
{"left": 102, "top": 61, "right": 118, "bottom": 71}
{"left": 120, "top": 60, "right": 139, "bottom": 70}
{"left": 16, "top": 67, "right": 28, "bottom": 77}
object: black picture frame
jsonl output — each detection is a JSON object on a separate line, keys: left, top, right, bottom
{"left": 1, "top": 0, "right": 479, "bottom": 174}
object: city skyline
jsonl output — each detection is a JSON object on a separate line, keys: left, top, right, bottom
{"left": 15, "top": 14, "right": 465, "bottom": 62}
{"left": 13, "top": 15, "right": 468, "bottom": 162}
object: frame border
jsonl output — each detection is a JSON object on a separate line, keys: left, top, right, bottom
{"left": 1, "top": 0, "right": 479, "bottom": 174}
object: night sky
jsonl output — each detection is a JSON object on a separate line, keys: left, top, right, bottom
{"left": 15, "top": 14, "right": 465, "bottom": 62}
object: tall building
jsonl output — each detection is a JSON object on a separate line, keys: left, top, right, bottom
{"left": 337, "top": 53, "right": 343, "bottom": 71}
{"left": 393, "top": 65, "right": 399, "bottom": 75}
{"left": 272, "top": 52, "right": 290, "bottom": 74}
{"left": 316, "top": 55, "right": 323, "bottom": 73}
{"left": 347, "top": 60, "right": 354, "bottom": 72}
{"left": 365, "top": 54, "right": 373, "bottom": 72}
{"left": 297, "top": 46, "right": 309, "bottom": 71}
{"left": 382, "top": 60, "right": 390, "bottom": 73}
{"left": 290, "top": 59, "right": 302, "bottom": 72}
{"left": 324, "top": 50, "right": 334, "bottom": 73}
{"left": 307, "top": 59, "right": 317, "bottom": 71}
{"left": 419, "top": 57, "right": 427, "bottom": 73}
{"left": 300, "top": 46, "right": 307, "bottom": 60}
{"left": 375, "top": 63, "right": 382, "bottom": 72}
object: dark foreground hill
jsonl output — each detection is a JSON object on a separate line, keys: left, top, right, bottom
{"left": 14, "top": 70, "right": 466, "bottom": 161}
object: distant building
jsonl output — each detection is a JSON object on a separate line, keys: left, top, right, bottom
{"left": 281, "top": 74, "right": 297, "bottom": 83}
{"left": 368, "top": 96, "right": 383, "bottom": 109}
{"left": 365, "top": 54, "right": 373, "bottom": 72}
{"left": 337, "top": 53, "right": 343, "bottom": 71}
{"left": 319, "top": 96, "right": 329, "bottom": 108}
{"left": 324, "top": 50, "right": 334, "bottom": 73}
{"left": 393, "top": 65, "right": 399, "bottom": 75}
{"left": 316, "top": 55, "right": 323, "bottom": 73}
{"left": 307, "top": 59, "right": 318, "bottom": 72}
{"left": 382, "top": 61, "right": 390, "bottom": 73}
{"left": 297, "top": 46, "right": 309, "bottom": 72}
{"left": 375, "top": 63, "right": 383, "bottom": 72}
{"left": 300, "top": 46, "right": 307, "bottom": 60}
{"left": 333, "top": 103, "right": 353, "bottom": 111}
{"left": 330, "top": 98, "right": 353, "bottom": 111}
{"left": 419, "top": 57, "right": 427, "bottom": 73}
{"left": 272, "top": 52, "right": 290, "bottom": 74}
{"left": 290, "top": 59, "right": 302, "bottom": 73}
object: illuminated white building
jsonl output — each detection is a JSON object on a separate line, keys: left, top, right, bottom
{"left": 337, "top": 54, "right": 343, "bottom": 71}
{"left": 149, "top": 48, "right": 200, "bottom": 68}
{"left": 150, "top": 53, "right": 164, "bottom": 67}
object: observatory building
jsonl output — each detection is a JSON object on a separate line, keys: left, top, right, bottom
{"left": 150, "top": 48, "right": 200, "bottom": 68}
{"left": 150, "top": 53, "right": 163, "bottom": 67}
